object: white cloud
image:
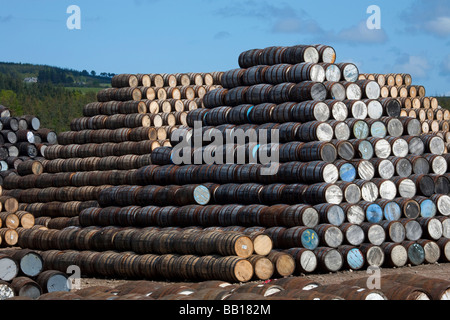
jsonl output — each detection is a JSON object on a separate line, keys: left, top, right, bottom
{"left": 425, "top": 16, "right": 450, "bottom": 36}
{"left": 393, "top": 55, "right": 432, "bottom": 80}
{"left": 331, "top": 21, "right": 388, "bottom": 44}
{"left": 402, "top": 0, "right": 450, "bottom": 37}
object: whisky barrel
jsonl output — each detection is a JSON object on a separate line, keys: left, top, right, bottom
{"left": 297, "top": 121, "right": 334, "bottom": 142}
{"left": 111, "top": 74, "right": 138, "bottom": 88}
{"left": 380, "top": 242, "right": 408, "bottom": 268}
{"left": 287, "top": 62, "right": 325, "bottom": 83}
{"left": 345, "top": 119, "right": 369, "bottom": 140}
{"left": 284, "top": 45, "right": 320, "bottom": 64}
{"left": 408, "top": 174, "right": 435, "bottom": 197}
{"left": 398, "top": 218, "right": 423, "bottom": 241}
{"left": 314, "top": 247, "right": 343, "bottom": 272}
{"left": 333, "top": 160, "right": 356, "bottom": 182}
{"left": 330, "top": 140, "right": 355, "bottom": 161}
{"left": 385, "top": 136, "right": 408, "bottom": 158}
{"left": 327, "top": 120, "right": 350, "bottom": 140}
{"left": 337, "top": 246, "right": 365, "bottom": 270}
{"left": 417, "top": 217, "right": 443, "bottom": 240}
{"left": 353, "top": 180, "right": 379, "bottom": 202}
{"left": 302, "top": 183, "right": 343, "bottom": 205}
{"left": 0, "top": 254, "right": 19, "bottom": 281}
{"left": 357, "top": 201, "right": 383, "bottom": 224}
{"left": 359, "top": 223, "right": 386, "bottom": 246}
{"left": 383, "top": 274, "right": 449, "bottom": 300}
{"left": 369, "top": 158, "right": 395, "bottom": 179}
{"left": 313, "top": 203, "right": 346, "bottom": 226}
{"left": 266, "top": 251, "right": 295, "bottom": 278}
{"left": 314, "top": 224, "right": 344, "bottom": 248}
{"left": 345, "top": 101, "right": 369, "bottom": 122}
{"left": 420, "top": 134, "right": 445, "bottom": 155}
{"left": 437, "top": 238, "right": 450, "bottom": 262}
{"left": 336, "top": 63, "right": 359, "bottom": 82}
{"left": 359, "top": 243, "right": 385, "bottom": 267}
{"left": 343, "top": 277, "right": 430, "bottom": 300}
{"left": 391, "top": 177, "right": 417, "bottom": 198}
{"left": 350, "top": 160, "right": 375, "bottom": 180}
{"left": 430, "top": 194, "right": 450, "bottom": 217}
{"left": 289, "top": 81, "right": 327, "bottom": 102}
{"left": 356, "top": 80, "right": 381, "bottom": 99}
{"left": 395, "top": 198, "right": 421, "bottom": 219}
{"left": 416, "top": 239, "right": 441, "bottom": 264}
{"left": 380, "top": 220, "right": 406, "bottom": 243}
{"left": 324, "top": 100, "right": 348, "bottom": 121}
{"left": 10, "top": 277, "right": 42, "bottom": 299}
{"left": 341, "top": 82, "right": 363, "bottom": 100}
{"left": 285, "top": 248, "right": 318, "bottom": 274}
{"left": 414, "top": 196, "right": 437, "bottom": 218}
{"left": 423, "top": 154, "right": 448, "bottom": 175}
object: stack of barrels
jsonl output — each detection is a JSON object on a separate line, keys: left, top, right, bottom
{"left": 0, "top": 248, "right": 72, "bottom": 300}
{"left": 0, "top": 105, "right": 58, "bottom": 185}
{"left": 0, "top": 72, "right": 223, "bottom": 230}
{"left": 359, "top": 73, "right": 450, "bottom": 147}
{"left": 0, "top": 195, "right": 36, "bottom": 248}
{"left": 1, "top": 44, "right": 449, "bottom": 285}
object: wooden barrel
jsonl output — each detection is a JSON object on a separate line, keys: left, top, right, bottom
{"left": 284, "top": 248, "right": 317, "bottom": 274}
{"left": 2, "top": 249, "right": 43, "bottom": 277}
{"left": 0, "top": 253, "right": 19, "bottom": 281}
{"left": 404, "top": 155, "right": 429, "bottom": 175}
{"left": 345, "top": 118, "right": 369, "bottom": 139}
{"left": 338, "top": 223, "right": 365, "bottom": 246}
{"left": 380, "top": 242, "right": 408, "bottom": 268}
{"left": 333, "top": 160, "right": 356, "bottom": 182}
{"left": 324, "top": 100, "right": 348, "bottom": 121}
{"left": 350, "top": 160, "right": 375, "bottom": 180}
{"left": 284, "top": 45, "right": 320, "bottom": 64}
{"left": 408, "top": 174, "right": 435, "bottom": 197}
{"left": 334, "top": 181, "right": 361, "bottom": 204}
{"left": 287, "top": 63, "right": 325, "bottom": 83}
{"left": 380, "top": 220, "right": 406, "bottom": 243}
{"left": 314, "top": 224, "right": 344, "bottom": 248}
{"left": 336, "top": 63, "right": 359, "bottom": 82}
{"left": 430, "top": 194, "right": 450, "bottom": 217}
{"left": 289, "top": 81, "right": 327, "bottom": 102}
{"left": 359, "top": 222, "right": 386, "bottom": 246}
{"left": 111, "top": 74, "right": 138, "bottom": 88}
{"left": 420, "top": 134, "right": 445, "bottom": 155}
{"left": 337, "top": 245, "right": 365, "bottom": 270}
{"left": 417, "top": 217, "right": 443, "bottom": 240}
{"left": 359, "top": 243, "right": 385, "bottom": 267}
{"left": 369, "top": 158, "right": 395, "bottom": 179}
{"left": 437, "top": 238, "right": 450, "bottom": 262}
{"left": 423, "top": 154, "right": 448, "bottom": 175}
{"left": 356, "top": 80, "right": 381, "bottom": 99}
{"left": 353, "top": 179, "right": 379, "bottom": 202}
{"left": 10, "top": 277, "right": 42, "bottom": 299}
{"left": 384, "top": 274, "right": 449, "bottom": 300}
{"left": 343, "top": 277, "right": 430, "bottom": 300}
{"left": 330, "top": 140, "right": 355, "bottom": 161}
{"left": 314, "top": 247, "right": 343, "bottom": 272}
{"left": 414, "top": 196, "right": 437, "bottom": 218}
{"left": 401, "top": 241, "right": 426, "bottom": 266}
{"left": 266, "top": 251, "right": 295, "bottom": 278}
{"left": 314, "top": 203, "right": 346, "bottom": 226}
{"left": 416, "top": 239, "right": 441, "bottom": 264}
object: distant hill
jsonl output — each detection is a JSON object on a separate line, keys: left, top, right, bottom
{"left": 0, "top": 62, "right": 116, "bottom": 133}
{"left": 0, "top": 62, "right": 114, "bottom": 88}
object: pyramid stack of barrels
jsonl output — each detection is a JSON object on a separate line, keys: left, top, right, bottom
{"left": 0, "top": 44, "right": 449, "bottom": 285}
{"left": 1, "top": 72, "right": 222, "bottom": 231}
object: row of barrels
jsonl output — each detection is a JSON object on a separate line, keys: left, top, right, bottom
{"left": 72, "top": 101, "right": 198, "bottom": 131}
{"left": 17, "top": 226, "right": 450, "bottom": 281}
{"left": 402, "top": 108, "right": 450, "bottom": 124}
{"left": 238, "top": 44, "right": 337, "bottom": 69}
{"left": 200, "top": 80, "right": 382, "bottom": 108}
{"left": 359, "top": 73, "right": 413, "bottom": 87}
{"left": 196, "top": 100, "right": 404, "bottom": 128}
{"left": 96, "top": 84, "right": 220, "bottom": 103}
{"left": 57, "top": 121, "right": 186, "bottom": 146}
{"left": 398, "top": 96, "right": 440, "bottom": 110}
{"left": 223, "top": 62, "right": 358, "bottom": 88}
{"left": 0, "top": 249, "right": 74, "bottom": 300}
{"left": 79, "top": 193, "right": 450, "bottom": 229}
{"left": 379, "top": 85, "right": 426, "bottom": 99}
{"left": 111, "top": 72, "right": 222, "bottom": 89}
{"left": 19, "top": 200, "right": 99, "bottom": 219}
{"left": 11, "top": 274, "right": 447, "bottom": 300}
{"left": 42, "top": 140, "right": 168, "bottom": 160}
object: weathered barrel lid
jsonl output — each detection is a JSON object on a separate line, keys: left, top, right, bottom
{"left": 352, "top": 121, "right": 370, "bottom": 140}
{"left": 330, "top": 101, "right": 348, "bottom": 121}
{"left": 406, "top": 243, "right": 425, "bottom": 266}
{"left": 382, "top": 201, "right": 402, "bottom": 221}
{"left": 431, "top": 156, "right": 448, "bottom": 175}
{"left": 356, "top": 160, "right": 375, "bottom": 180}
{"left": 360, "top": 181, "right": 379, "bottom": 202}
{"left": 364, "top": 245, "right": 385, "bottom": 267}
{"left": 407, "top": 137, "right": 425, "bottom": 155}
{"left": 345, "top": 248, "right": 365, "bottom": 270}
{"left": 341, "top": 63, "right": 359, "bottom": 82}
{"left": 419, "top": 199, "right": 437, "bottom": 218}
{"left": 345, "top": 205, "right": 365, "bottom": 225}
{"left": 300, "top": 229, "right": 320, "bottom": 250}
{"left": 193, "top": 185, "right": 211, "bottom": 205}
{"left": 357, "top": 140, "right": 374, "bottom": 160}
{"left": 324, "top": 64, "right": 341, "bottom": 82}
{"left": 398, "top": 178, "right": 417, "bottom": 198}
{"left": 324, "top": 185, "right": 343, "bottom": 205}
{"left": 313, "top": 102, "right": 331, "bottom": 122}
{"left": 339, "top": 163, "right": 357, "bottom": 182}
{"left": 365, "top": 204, "right": 383, "bottom": 224}
{"left": 316, "top": 123, "right": 334, "bottom": 142}
{"left": 386, "top": 118, "right": 403, "bottom": 137}
{"left": 369, "top": 121, "right": 387, "bottom": 138}
{"left": 377, "top": 159, "right": 395, "bottom": 179}
{"left": 366, "top": 100, "right": 383, "bottom": 119}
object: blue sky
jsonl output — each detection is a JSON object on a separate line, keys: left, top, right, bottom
{"left": 0, "top": 0, "right": 449, "bottom": 95}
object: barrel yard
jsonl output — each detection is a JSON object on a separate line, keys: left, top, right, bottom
{"left": 0, "top": 43, "right": 449, "bottom": 301}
